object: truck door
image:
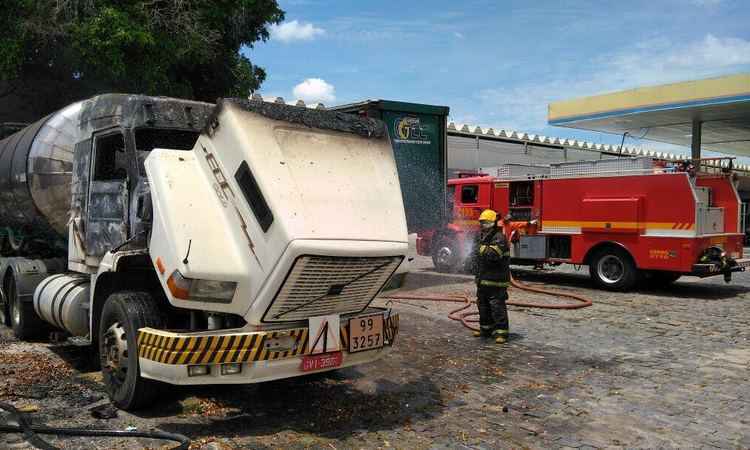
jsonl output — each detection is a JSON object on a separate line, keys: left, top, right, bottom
{"left": 456, "top": 182, "right": 490, "bottom": 223}
{"left": 85, "top": 131, "right": 130, "bottom": 256}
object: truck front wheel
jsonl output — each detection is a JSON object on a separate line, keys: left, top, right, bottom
{"left": 589, "top": 247, "right": 638, "bottom": 291}
{"left": 99, "top": 291, "right": 164, "bottom": 411}
{"left": 432, "top": 237, "right": 460, "bottom": 273}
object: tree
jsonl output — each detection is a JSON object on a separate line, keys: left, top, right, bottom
{"left": 0, "top": 0, "right": 284, "bottom": 122}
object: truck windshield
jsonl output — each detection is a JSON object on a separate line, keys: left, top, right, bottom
{"left": 447, "top": 185, "right": 456, "bottom": 218}
{"left": 134, "top": 128, "right": 200, "bottom": 174}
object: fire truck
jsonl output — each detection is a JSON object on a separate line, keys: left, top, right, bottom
{"left": 417, "top": 157, "right": 750, "bottom": 290}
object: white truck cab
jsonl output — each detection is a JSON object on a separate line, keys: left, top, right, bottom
{"left": 0, "top": 95, "right": 407, "bottom": 410}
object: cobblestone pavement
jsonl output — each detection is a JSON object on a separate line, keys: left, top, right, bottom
{"left": 1, "top": 257, "right": 749, "bottom": 449}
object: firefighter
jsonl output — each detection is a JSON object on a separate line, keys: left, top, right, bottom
{"left": 472, "top": 209, "right": 511, "bottom": 343}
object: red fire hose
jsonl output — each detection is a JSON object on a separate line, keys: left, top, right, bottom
{"left": 382, "top": 274, "right": 592, "bottom": 332}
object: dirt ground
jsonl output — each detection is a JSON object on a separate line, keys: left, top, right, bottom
{"left": 1, "top": 256, "right": 749, "bottom": 449}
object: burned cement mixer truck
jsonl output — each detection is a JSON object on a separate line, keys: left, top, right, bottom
{"left": 0, "top": 94, "right": 406, "bottom": 409}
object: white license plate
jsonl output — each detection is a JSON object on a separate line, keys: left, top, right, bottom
{"left": 348, "top": 314, "right": 384, "bottom": 353}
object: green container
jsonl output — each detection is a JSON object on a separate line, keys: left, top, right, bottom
{"left": 332, "top": 100, "right": 449, "bottom": 233}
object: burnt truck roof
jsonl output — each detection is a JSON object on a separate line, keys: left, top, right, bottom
{"left": 79, "top": 95, "right": 387, "bottom": 139}
{"left": 79, "top": 94, "right": 214, "bottom": 132}
{"left": 206, "top": 98, "right": 387, "bottom": 139}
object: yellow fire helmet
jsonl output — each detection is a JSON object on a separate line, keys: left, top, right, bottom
{"left": 478, "top": 209, "right": 497, "bottom": 223}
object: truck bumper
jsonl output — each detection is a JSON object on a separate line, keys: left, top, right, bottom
{"left": 692, "top": 258, "right": 750, "bottom": 278}
{"left": 136, "top": 310, "right": 399, "bottom": 385}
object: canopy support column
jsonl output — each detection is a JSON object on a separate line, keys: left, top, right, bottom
{"left": 691, "top": 119, "right": 702, "bottom": 162}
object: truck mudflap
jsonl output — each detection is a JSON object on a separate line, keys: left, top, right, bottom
{"left": 692, "top": 257, "right": 750, "bottom": 278}
{"left": 136, "top": 309, "right": 399, "bottom": 385}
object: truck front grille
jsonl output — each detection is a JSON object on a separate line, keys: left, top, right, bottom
{"left": 263, "top": 255, "right": 403, "bottom": 322}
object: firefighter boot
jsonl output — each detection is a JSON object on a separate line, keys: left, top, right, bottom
{"left": 493, "top": 329, "right": 509, "bottom": 344}
{"left": 473, "top": 325, "right": 493, "bottom": 338}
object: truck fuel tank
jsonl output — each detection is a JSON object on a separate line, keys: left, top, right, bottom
{"left": 33, "top": 273, "right": 90, "bottom": 337}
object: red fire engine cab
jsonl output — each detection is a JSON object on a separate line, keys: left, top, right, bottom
{"left": 417, "top": 157, "right": 750, "bottom": 291}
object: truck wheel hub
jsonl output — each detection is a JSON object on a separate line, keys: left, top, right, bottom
{"left": 103, "top": 322, "right": 129, "bottom": 382}
{"left": 597, "top": 255, "right": 624, "bottom": 283}
{"left": 436, "top": 247, "right": 453, "bottom": 265}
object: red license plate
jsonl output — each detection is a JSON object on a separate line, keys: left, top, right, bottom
{"left": 300, "top": 352, "right": 343, "bottom": 372}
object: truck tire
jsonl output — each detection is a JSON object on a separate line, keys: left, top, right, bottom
{"left": 432, "top": 237, "right": 460, "bottom": 273}
{"left": 589, "top": 247, "right": 638, "bottom": 291}
{"left": 99, "top": 291, "right": 164, "bottom": 411}
{"left": 0, "top": 289, "right": 9, "bottom": 327}
{"left": 6, "top": 273, "right": 45, "bottom": 340}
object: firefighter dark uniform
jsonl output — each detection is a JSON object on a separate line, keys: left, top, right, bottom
{"left": 473, "top": 209, "right": 511, "bottom": 343}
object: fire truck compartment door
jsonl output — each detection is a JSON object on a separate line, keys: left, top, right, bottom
{"left": 581, "top": 198, "right": 642, "bottom": 233}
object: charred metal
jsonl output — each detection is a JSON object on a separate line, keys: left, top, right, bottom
{"left": 206, "top": 98, "right": 387, "bottom": 139}
{"left": 0, "top": 94, "right": 213, "bottom": 259}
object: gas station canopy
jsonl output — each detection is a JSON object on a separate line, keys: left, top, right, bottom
{"left": 548, "top": 73, "right": 750, "bottom": 158}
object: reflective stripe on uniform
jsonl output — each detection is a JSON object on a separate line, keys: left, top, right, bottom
{"left": 479, "top": 280, "right": 510, "bottom": 287}
{"left": 480, "top": 244, "right": 510, "bottom": 257}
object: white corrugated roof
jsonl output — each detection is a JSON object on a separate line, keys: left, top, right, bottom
{"left": 446, "top": 121, "right": 748, "bottom": 172}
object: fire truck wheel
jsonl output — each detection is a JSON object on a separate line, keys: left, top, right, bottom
{"left": 432, "top": 237, "right": 459, "bottom": 273}
{"left": 99, "top": 291, "right": 164, "bottom": 411}
{"left": 589, "top": 247, "right": 637, "bottom": 291}
{"left": 6, "top": 273, "right": 45, "bottom": 340}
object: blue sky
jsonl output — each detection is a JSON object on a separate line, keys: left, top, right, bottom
{"left": 244, "top": 0, "right": 750, "bottom": 158}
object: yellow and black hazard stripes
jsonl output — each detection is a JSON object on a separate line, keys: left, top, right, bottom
{"left": 137, "top": 328, "right": 308, "bottom": 365}
{"left": 384, "top": 314, "right": 399, "bottom": 345}
{"left": 137, "top": 313, "right": 401, "bottom": 365}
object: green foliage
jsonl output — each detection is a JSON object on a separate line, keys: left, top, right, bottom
{"left": 0, "top": 0, "right": 284, "bottom": 119}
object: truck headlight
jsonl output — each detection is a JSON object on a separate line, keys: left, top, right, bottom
{"left": 190, "top": 279, "right": 237, "bottom": 301}
{"left": 167, "top": 270, "right": 237, "bottom": 303}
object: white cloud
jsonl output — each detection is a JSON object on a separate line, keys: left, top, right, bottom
{"left": 454, "top": 31, "right": 465, "bottom": 39}
{"left": 292, "top": 78, "right": 336, "bottom": 104}
{"left": 475, "top": 34, "right": 750, "bottom": 133}
{"left": 270, "top": 20, "right": 325, "bottom": 43}
{"left": 605, "top": 34, "right": 750, "bottom": 85}
{"left": 666, "top": 34, "right": 750, "bottom": 67}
